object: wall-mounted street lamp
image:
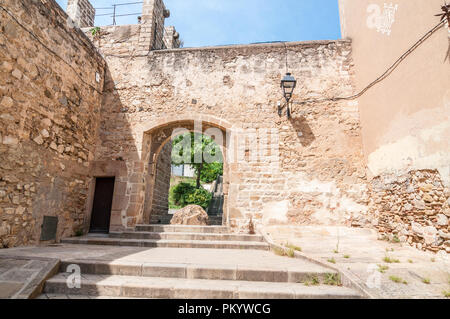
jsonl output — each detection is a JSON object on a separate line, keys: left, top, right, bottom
{"left": 279, "top": 73, "right": 297, "bottom": 119}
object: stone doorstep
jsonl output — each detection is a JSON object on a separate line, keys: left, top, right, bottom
{"left": 43, "top": 274, "right": 362, "bottom": 299}
{"left": 109, "top": 231, "right": 265, "bottom": 242}
{"left": 135, "top": 225, "right": 230, "bottom": 234}
{"left": 60, "top": 237, "right": 270, "bottom": 251}
{"left": 58, "top": 260, "right": 336, "bottom": 283}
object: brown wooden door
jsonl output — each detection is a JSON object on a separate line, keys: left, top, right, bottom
{"left": 89, "top": 177, "right": 115, "bottom": 234}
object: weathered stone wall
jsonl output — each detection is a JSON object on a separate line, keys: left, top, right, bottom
{"left": 151, "top": 141, "right": 172, "bottom": 218}
{"left": 95, "top": 39, "right": 368, "bottom": 232}
{"left": 360, "top": 170, "right": 449, "bottom": 253}
{"left": 83, "top": 25, "right": 143, "bottom": 57}
{"left": 81, "top": 0, "right": 171, "bottom": 56}
{"left": 142, "top": 0, "right": 170, "bottom": 51}
{"left": 163, "top": 26, "right": 181, "bottom": 49}
{"left": 67, "top": 0, "right": 95, "bottom": 28}
{"left": 0, "top": 0, "right": 105, "bottom": 247}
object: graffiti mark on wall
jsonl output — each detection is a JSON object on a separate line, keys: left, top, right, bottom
{"left": 367, "top": 3, "right": 399, "bottom": 36}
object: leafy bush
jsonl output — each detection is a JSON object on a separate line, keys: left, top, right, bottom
{"left": 171, "top": 182, "right": 196, "bottom": 207}
{"left": 170, "top": 181, "right": 212, "bottom": 209}
{"left": 200, "top": 162, "right": 223, "bottom": 183}
{"left": 185, "top": 188, "right": 212, "bottom": 209}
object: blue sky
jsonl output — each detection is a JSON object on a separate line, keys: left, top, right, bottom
{"left": 56, "top": 0, "right": 341, "bottom": 47}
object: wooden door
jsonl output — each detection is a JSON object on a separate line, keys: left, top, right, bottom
{"left": 89, "top": 177, "right": 115, "bottom": 234}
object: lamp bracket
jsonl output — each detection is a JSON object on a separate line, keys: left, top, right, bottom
{"left": 277, "top": 100, "right": 291, "bottom": 119}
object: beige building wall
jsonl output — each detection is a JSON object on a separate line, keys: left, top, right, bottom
{"left": 338, "top": 0, "right": 450, "bottom": 186}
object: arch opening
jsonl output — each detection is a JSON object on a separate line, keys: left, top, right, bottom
{"left": 141, "top": 120, "right": 231, "bottom": 226}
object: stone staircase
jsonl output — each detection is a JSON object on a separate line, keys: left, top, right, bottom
{"left": 40, "top": 250, "right": 362, "bottom": 299}
{"left": 207, "top": 175, "right": 224, "bottom": 216}
{"left": 61, "top": 225, "right": 269, "bottom": 250}
{"left": 150, "top": 214, "right": 223, "bottom": 225}
{"left": 49, "top": 225, "right": 365, "bottom": 299}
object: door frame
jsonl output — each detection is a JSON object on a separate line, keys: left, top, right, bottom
{"left": 88, "top": 177, "right": 116, "bottom": 234}
{"left": 86, "top": 161, "right": 128, "bottom": 233}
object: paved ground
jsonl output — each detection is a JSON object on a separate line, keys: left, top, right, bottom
{"left": 0, "top": 245, "right": 349, "bottom": 299}
{"left": 0, "top": 245, "right": 331, "bottom": 273}
{"left": 264, "top": 226, "right": 450, "bottom": 299}
{"left": 0, "top": 256, "right": 58, "bottom": 299}
{"left": 0, "top": 226, "right": 449, "bottom": 299}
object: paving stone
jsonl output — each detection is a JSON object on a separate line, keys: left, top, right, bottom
{"left": 0, "top": 269, "right": 38, "bottom": 283}
{"left": 0, "top": 282, "right": 23, "bottom": 298}
{"left": 23, "top": 260, "right": 49, "bottom": 270}
{"left": 0, "top": 259, "right": 29, "bottom": 269}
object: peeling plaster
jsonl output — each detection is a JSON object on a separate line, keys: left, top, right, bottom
{"left": 368, "top": 120, "right": 450, "bottom": 186}
{"left": 261, "top": 200, "right": 289, "bottom": 225}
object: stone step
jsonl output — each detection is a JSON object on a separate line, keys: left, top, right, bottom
{"left": 37, "top": 294, "right": 143, "bottom": 299}
{"left": 59, "top": 260, "right": 335, "bottom": 283}
{"left": 61, "top": 237, "right": 269, "bottom": 250}
{"left": 150, "top": 216, "right": 223, "bottom": 226}
{"left": 135, "top": 225, "right": 230, "bottom": 234}
{"left": 109, "top": 231, "right": 264, "bottom": 242}
{"left": 44, "top": 273, "right": 363, "bottom": 299}
{"left": 151, "top": 215, "right": 223, "bottom": 220}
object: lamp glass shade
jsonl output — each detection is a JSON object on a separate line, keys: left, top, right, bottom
{"left": 281, "top": 73, "right": 297, "bottom": 99}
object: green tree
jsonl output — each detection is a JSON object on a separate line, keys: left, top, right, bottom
{"left": 200, "top": 162, "right": 223, "bottom": 183}
{"left": 172, "top": 133, "right": 223, "bottom": 189}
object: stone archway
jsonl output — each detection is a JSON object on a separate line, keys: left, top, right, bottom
{"left": 141, "top": 116, "right": 233, "bottom": 226}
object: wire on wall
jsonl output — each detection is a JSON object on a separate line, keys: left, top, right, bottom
{"left": 292, "top": 19, "right": 447, "bottom": 106}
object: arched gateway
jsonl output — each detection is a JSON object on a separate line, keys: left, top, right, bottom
{"left": 140, "top": 115, "right": 233, "bottom": 227}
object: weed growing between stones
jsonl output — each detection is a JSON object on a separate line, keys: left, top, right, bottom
{"left": 272, "top": 246, "right": 287, "bottom": 257}
{"left": 284, "top": 242, "right": 302, "bottom": 252}
{"left": 75, "top": 230, "right": 84, "bottom": 237}
{"left": 378, "top": 265, "right": 389, "bottom": 273}
{"left": 389, "top": 276, "right": 408, "bottom": 284}
{"left": 383, "top": 256, "right": 400, "bottom": 263}
{"left": 323, "top": 273, "right": 342, "bottom": 286}
{"left": 303, "top": 276, "right": 320, "bottom": 286}
{"left": 286, "top": 248, "right": 295, "bottom": 258}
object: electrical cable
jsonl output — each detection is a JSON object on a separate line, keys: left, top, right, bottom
{"left": 0, "top": 4, "right": 447, "bottom": 102}
{"left": 292, "top": 19, "right": 447, "bottom": 106}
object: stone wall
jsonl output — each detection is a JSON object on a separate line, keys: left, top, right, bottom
{"left": 361, "top": 170, "right": 449, "bottom": 253}
{"left": 142, "top": 0, "right": 170, "bottom": 51}
{"left": 163, "top": 26, "right": 181, "bottom": 49}
{"left": 67, "top": 0, "right": 95, "bottom": 28}
{"left": 94, "top": 39, "right": 368, "bottom": 232}
{"left": 83, "top": 25, "right": 143, "bottom": 57}
{"left": 81, "top": 0, "right": 171, "bottom": 56}
{"left": 0, "top": 0, "right": 105, "bottom": 247}
{"left": 151, "top": 141, "right": 172, "bottom": 218}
